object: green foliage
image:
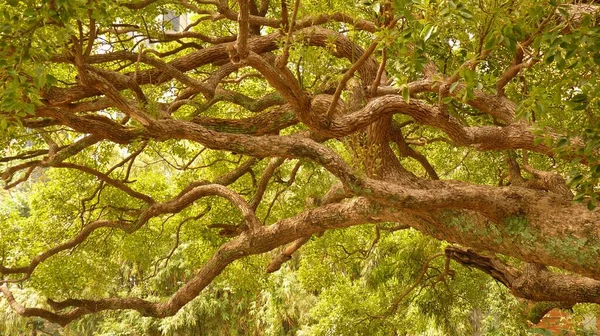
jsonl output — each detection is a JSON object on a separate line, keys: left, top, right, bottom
{"left": 0, "top": 0, "right": 599, "bottom": 334}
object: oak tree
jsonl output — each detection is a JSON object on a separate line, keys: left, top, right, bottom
{"left": 1, "top": 0, "right": 600, "bottom": 334}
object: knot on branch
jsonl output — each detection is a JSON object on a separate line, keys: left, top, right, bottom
{"left": 309, "top": 94, "right": 346, "bottom": 130}
{"left": 227, "top": 43, "right": 248, "bottom": 64}
{"left": 227, "top": 44, "right": 241, "bottom": 64}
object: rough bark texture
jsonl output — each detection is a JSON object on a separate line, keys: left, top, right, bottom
{"left": 1, "top": 0, "right": 599, "bottom": 326}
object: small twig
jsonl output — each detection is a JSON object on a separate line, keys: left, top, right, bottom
{"left": 369, "top": 47, "right": 387, "bottom": 96}
{"left": 327, "top": 18, "right": 398, "bottom": 123}
{"left": 144, "top": 207, "right": 211, "bottom": 280}
{"left": 276, "top": 0, "right": 301, "bottom": 69}
{"left": 326, "top": 39, "right": 380, "bottom": 122}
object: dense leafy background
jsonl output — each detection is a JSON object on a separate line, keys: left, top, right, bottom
{"left": 1, "top": 0, "right": 599, "bottom": 334}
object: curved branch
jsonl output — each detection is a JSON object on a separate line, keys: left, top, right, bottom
{"left": 446, "top": 246, "right": 600, "bottom": 304}
{"left": 172, "top": 184, "right": 260, "bottom": 230}
{"left": 52, "top": 162, "right": 155, "bottom": 204}
{"left": 0, "top": 176, "right": 259, "bottom": 282}
{"left": 1, "top": 197, "right": 396, "bottom": 326}
{"left": 250, "top": 157, "right": 284, "bottom": 210}
{"left": 0, "top": 220, "right": 129, "bottom": 281}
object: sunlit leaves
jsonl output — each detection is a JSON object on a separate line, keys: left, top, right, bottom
{"left": 421, "top": 23, "right": 435, "bottom": 42}
{"left": 0, "top": 0, "right": 599, "bottom": 334}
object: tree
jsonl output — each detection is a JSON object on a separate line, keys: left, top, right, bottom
{"left": 0, "top": 0, "right": 599, "bottom": 333}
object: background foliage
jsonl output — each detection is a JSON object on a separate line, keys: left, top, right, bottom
{"left": 0, "top": 0, "right": 599, "bottom": 334}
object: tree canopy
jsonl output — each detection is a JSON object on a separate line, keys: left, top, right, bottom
{"left": 1, "top": 0, "right": 600, "bottom": 334}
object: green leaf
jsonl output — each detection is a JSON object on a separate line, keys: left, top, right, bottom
{"left": 46, "top": 74, "right": 58, "bottom": 86}
{"left": 24, "top": 104, "right": 35, "bottom": 115}
{"left": 34, "top": 66, "right": 46, "bottom": 88}
{"left": 442, "top": 96, "right": 454, "bottom": 104}
{"left": 462, "top": 69, "right": 475, "bottom": 84}
{"left": 556, "top": 57, "right": 566, "bottom": 70}
{"left": 400, "top": 84, "right": 410, "bottom": 103}
{"left": 581, "top": 14, "right": 592, "bottom": 27}
{"left": 556, "top": 137, "right": 568, "bottom": 148}
{"left": 571, "top": 94, "right": 587, "bottom": 103}
{"left": 552, "top": 91, "right": 561, "bottom": 104}
{"left": 564, "top": 47, "right": 577, "bottom": 60}
{"left": 569, "top": 174, "right": 584, "bottom": 186}
{"left": 449, "top": 81, "right": 460, "bottom": 93}
{"left": 484, "top": 32, "right": 499, "bottom": 50}
{"left": 421, "top": 24, "right": 435, "bottom": 42}
{"left": 533, "top": 137, "right": 544, "bottom": 145}
{"left": 588, "top": 199, "right": 596, "bottom": 211}
{"left": 534, "top": 102, "right": 545, "bottom": 116}
{"left": 558, "top": 6, "right": 569, "bottom": 18}
{"left": 457, "top": 9, "right": 473, "bottom": 20}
